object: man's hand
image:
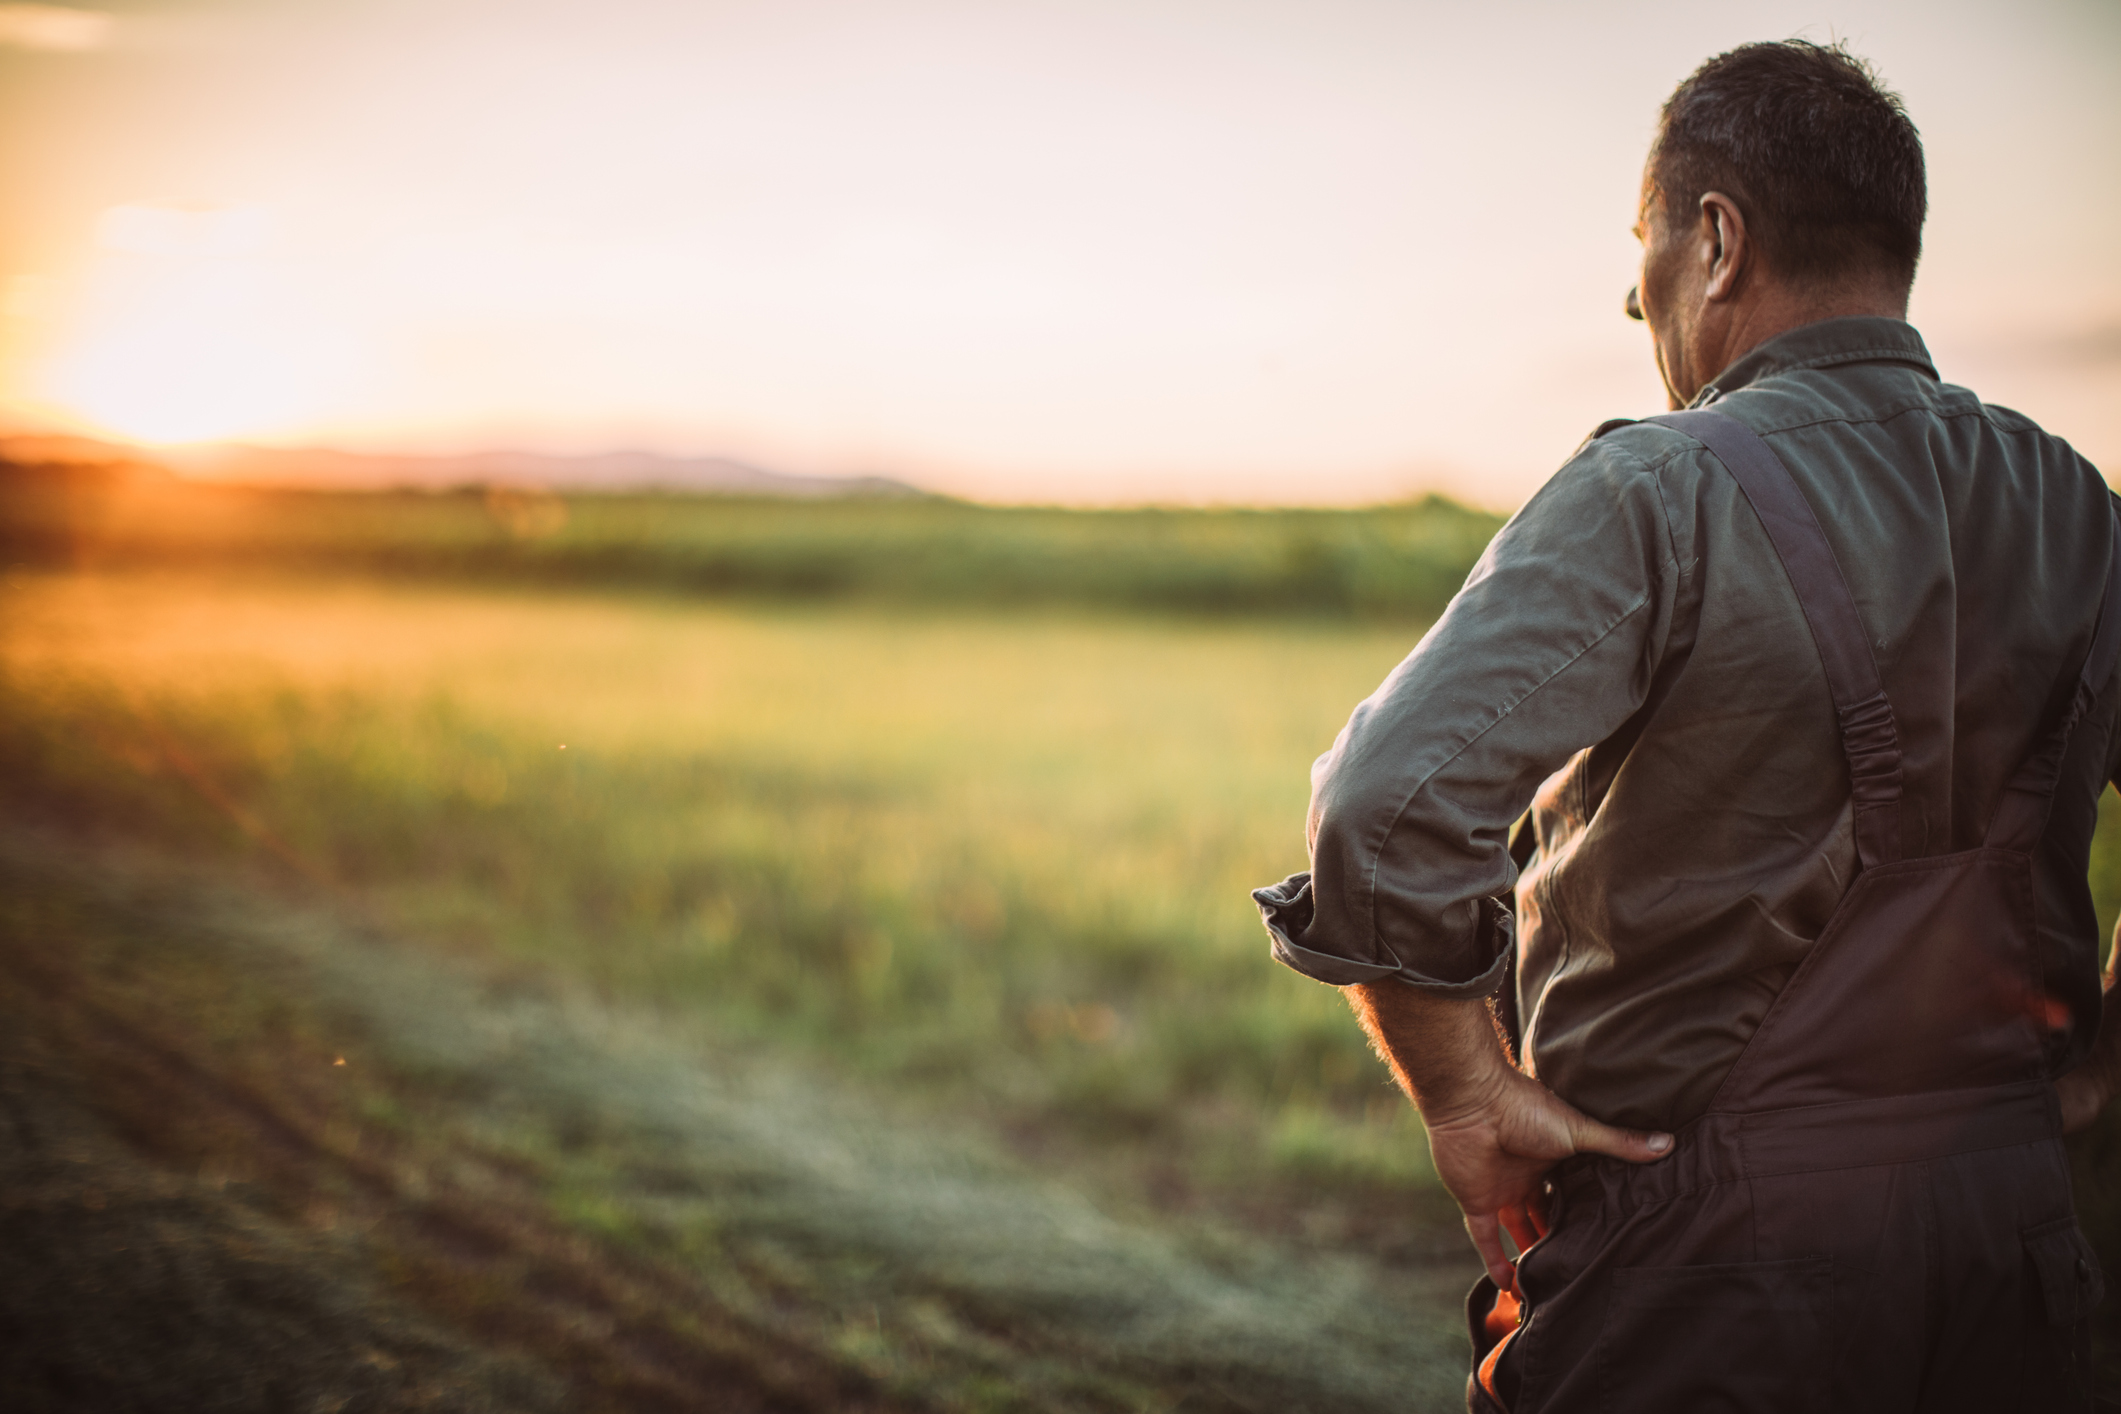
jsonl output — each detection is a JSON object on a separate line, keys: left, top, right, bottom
{"left": 1346, "top": 981, "right": 1671, "bottom": 1288}
{"left": 2056, "top": 970, "right": 2121, "bottom": 1137}
{"left": 1421, "top": 1062, "right": 1671, "bottom": 1287}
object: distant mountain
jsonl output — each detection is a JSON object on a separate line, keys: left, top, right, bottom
{"left": 0, "top": 434, "right": 922, "bottom": 499}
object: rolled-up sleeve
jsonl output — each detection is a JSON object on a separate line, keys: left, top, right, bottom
{"left": 1256, "top": 434, "right": 1683, "bottom": 992}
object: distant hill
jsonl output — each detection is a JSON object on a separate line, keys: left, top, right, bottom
{"left": 0, "top": 434, "right": 921, "bottom": 499}
{"left": 0, "top": 434, "right": 160, "bottom": 468}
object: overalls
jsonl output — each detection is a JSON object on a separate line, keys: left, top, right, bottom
{"left": 1468, "top": 409, "right": 2117, "bottom": 1412}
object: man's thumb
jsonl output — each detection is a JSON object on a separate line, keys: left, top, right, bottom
{"left": 1568, "top": 1113, "right": 1673, "bottom": 1164}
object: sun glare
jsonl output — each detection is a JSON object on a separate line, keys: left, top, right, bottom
{"left": 30, "top": 204, "right": 346, "bottom": 446}
{"left": 46, "top": 321, "right": 315, "bottom": 446}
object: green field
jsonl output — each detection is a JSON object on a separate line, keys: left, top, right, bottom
{"left": 0, "top": 563, "right": 1486, "bottom": 1411}
{"left": 2, "top": 569, "right": 1454, "bottom": 1181}
{"left": 10, "top": 476, "right": 2121, "bottom": 1408}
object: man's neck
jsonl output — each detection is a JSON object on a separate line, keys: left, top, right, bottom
{"left": 1691, "top": 284, "right": 1908, "bottom": 397}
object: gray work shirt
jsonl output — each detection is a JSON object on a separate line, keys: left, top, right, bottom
{"left": 1254, "top": 316, "right": 2121, "bottom": 1133}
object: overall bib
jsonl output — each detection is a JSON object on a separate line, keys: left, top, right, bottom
{"left": 1468, "top": 409, "right": 2118, "bottom": 1412}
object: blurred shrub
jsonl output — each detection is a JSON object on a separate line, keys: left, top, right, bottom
{"left": 0, "top": 462, "right": 1503, "bottom": 621}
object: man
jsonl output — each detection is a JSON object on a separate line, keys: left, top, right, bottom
{"left": 1253, "top": 40, "right": 2121, "bottom": 1411}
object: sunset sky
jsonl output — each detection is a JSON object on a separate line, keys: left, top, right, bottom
{"left": 0, "top": 0, "right": 2114, "bottom": 505}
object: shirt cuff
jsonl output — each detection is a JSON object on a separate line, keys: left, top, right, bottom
{"left": 1251, "top": 872, "right": 1513, "bottom": 999}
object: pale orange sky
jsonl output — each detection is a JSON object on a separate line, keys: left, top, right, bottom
{"left": 0, "top": 0, "right": 2115, "bottom": 505}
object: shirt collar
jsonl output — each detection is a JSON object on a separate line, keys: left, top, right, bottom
{"left": 1691, "top": 316, "right": 1938, "bottom": 407}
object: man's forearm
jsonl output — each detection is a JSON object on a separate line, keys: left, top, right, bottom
{"left": 1346, "top": 982, "right": 1518, "bottom": 1124}
{"left": 2072, "top": 974, "right": 2121, "bottom": 1105}
{"left": 2087, "top": 985, "right": 2121, "bottom": 1092}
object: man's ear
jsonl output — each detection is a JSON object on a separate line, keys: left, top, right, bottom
{"left": 1699, "top": 192, "right": 1748, "bottom": 303}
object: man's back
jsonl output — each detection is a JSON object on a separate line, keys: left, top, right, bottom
{"left": 1268, "top": 314, "right": 2118, "bottom": 1131}
{"left": 1523, "top": 314, "right": 2118, "bottom": 1129}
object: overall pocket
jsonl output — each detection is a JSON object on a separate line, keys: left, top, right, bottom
{"left": 2021, "top": 1215, "right": 2102, "bottom": 1405}
{"left": 1597, "top": 1257, "right": 1831, "bottom": 1413}
{"left": 2023, "top": 1216, "right": 2104, "bottom": 1328}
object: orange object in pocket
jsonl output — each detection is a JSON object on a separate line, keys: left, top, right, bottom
{"left": 1478, "top": 1279, "right": 1523, "bottom": 1409}
{"left": 1483, "top": 1282, "right": 1522, "bottom": 1342}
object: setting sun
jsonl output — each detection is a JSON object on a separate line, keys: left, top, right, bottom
{"left": 24, "top": 203, "right": 348, "bottom": 445}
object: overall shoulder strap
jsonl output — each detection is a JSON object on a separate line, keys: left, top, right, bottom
{"left": 1647, "top": 409, "right": 1906, "bottom": 868}
{"left": 1984, "top": 500, "right": 2121, "bottom": 852}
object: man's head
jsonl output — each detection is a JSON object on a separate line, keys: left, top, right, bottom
{"left": 1632, "top": 41, "right": 1926, "bottom": 407}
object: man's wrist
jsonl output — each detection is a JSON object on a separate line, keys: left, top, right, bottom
{"left": 1416, "top": 1053, "right": 1519, "bottom": 1131}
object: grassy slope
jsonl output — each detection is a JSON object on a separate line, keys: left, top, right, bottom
{"left": 0, "top": 831, "right": 1472, "bottom": 1413}
{"left": 1, "top": 568, "right": 1487, "bottom": 1407}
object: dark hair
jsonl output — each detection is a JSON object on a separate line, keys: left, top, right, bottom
{"left": 1651, "top": 40, "right": 1926, "bottom": 288}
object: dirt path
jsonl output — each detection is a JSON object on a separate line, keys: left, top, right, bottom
{"left": 0, "top": 828, "right": 1475, "bottom": 1412}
